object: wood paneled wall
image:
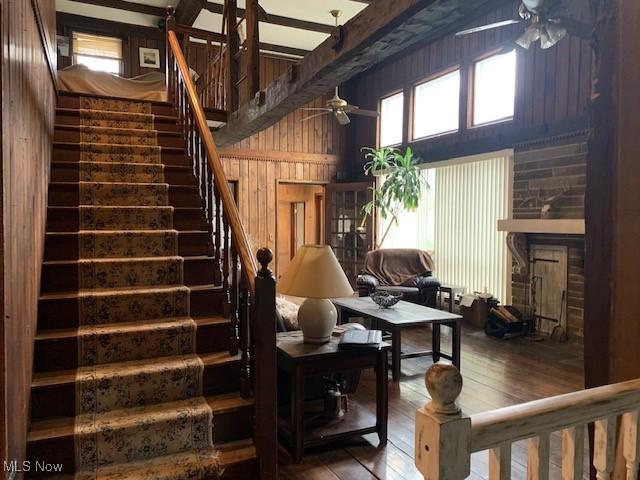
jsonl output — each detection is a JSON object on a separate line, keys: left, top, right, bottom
{"left": 1, "top": 0, "right": 56, "bottom": 467}
{"left": 56, "top": 12, "right": 166, "bottom": 77}
{"left": 220, "top": 150, "right": 339, "bottom": 256}
{"left": 344, "top": 0, "right": 593, "bottom": 174}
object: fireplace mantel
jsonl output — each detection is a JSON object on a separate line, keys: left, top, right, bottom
{"left": 497, "top": 219, "right": 585, "bottom": 235}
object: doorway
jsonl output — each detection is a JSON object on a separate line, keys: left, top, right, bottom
{"left": 276, "top": 183, "right": 325, "bottom": 279}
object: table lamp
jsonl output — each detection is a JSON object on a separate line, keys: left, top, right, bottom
{"left": 278, "top": 245, "right": 354, "bottom": 343}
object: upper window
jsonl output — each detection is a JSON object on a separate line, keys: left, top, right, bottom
{"left": 72, "top": 32, "right": 123, "bottom": 75}
{"left": 379, "top": 92, "right": 404, "bottom": 147}
{"left": 473, "top": 50, "right": 517, "bottom": 126}
{"left": 413, "top": 69, "right": 460, "bottom": 140}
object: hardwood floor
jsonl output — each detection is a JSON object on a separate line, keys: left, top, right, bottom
{"left": 278, "top": 325, "right": 585, "bottom": 479}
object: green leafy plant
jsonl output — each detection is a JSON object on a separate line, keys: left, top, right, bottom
{"left": 361, "top": 146, "right": 425, "bottom": 248}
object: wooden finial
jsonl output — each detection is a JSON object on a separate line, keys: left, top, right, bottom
{"left": 256, "top": 248, "right": 273, "bottom": 276}
{"left": 425, "top": 363, "right": 463, "bottom": 415}
{"left": 166, "top": 6, "right": 176, "bottom": 19}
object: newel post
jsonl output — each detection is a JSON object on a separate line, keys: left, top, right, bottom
{"left": 415, "top": 364, "right": 471, "bottom": 480}
{"left": 165, "top": 6, "right": 177, "bottom": 102}
{"left": 254, "top": 248, "right": 277, "bottom": 480}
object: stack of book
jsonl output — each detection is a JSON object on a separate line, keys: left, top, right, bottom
{"left": 338, "top": 329, "right": 382, "bottom": 349}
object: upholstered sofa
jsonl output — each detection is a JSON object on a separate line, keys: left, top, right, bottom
{"left": 356, "top": 248, "right": 441, "bottom": 308}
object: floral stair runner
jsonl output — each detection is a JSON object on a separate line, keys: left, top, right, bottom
{"left": 71, "top": 98, "right": 221, "bottom": 479}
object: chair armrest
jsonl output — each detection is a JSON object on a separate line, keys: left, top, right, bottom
{"left": 416, "top": 275, "right": 441, "bottom": 290}
{"left": 356, "top": 274, "right": 379, "bottom": 297}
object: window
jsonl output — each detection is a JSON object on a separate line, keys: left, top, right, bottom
{"left": 413, "top": 70, "right": 460, "bottom": 140}
{"left": 73, "top": 32, "right": 123, "bottom": 75}
{"left": 379, "top": 92, "right": 404, "bottom": 147}
{"left": 473, "top": 50, "right": 517, "bottom": 126}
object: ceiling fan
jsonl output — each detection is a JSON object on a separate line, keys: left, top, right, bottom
{"left": 455, "top": 0, "right": 591, "bottom": 49}
{"left": 301, "top": 10, "right": 379, "bottom": 126}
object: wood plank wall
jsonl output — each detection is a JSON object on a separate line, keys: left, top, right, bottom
{"left": 343, "top": 0, "right": 593, "bottom": 175}
{"left": 56, "top": 12, "right": 166, "bottom": 77}
{"left": 1, "top": 0, "right": 57, "bottom": 466}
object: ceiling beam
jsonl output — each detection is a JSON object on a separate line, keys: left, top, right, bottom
{"left": 213, "top": 0, "right": 510, "bottom": 147}
{"left": 65, "top": 0, "right": 166, "bottom": 17}
{"left": 203, "top": 2, "right": 334, "bottom": 34}
{"left": 176, "top": 0, "right": 206, "bottom": 26}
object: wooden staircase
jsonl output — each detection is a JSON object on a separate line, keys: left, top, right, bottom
{"left": 26, "top": 93, "right": 258, "bottom": 478}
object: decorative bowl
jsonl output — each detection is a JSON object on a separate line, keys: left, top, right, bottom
{"left": 370, "top": 291, "right": 403, "bottom": 308}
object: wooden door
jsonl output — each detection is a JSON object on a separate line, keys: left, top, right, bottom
{"left": 325, "top": 182, "right": 374, "bottom": 285}
{"left": 276, "top": 183, "right": 325, "bottom": 279}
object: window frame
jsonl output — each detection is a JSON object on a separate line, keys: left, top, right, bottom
{"left": 469, "top": 49, "right": 518, "bottom": 128}
{"left": 411, "top": 66, "right": 462, "bottom": 142}
{"left": 71, "top": 30, "right": 125, "bottom": 75}
{"left": 377, "top": 89, "right": 405, "bottom": 149}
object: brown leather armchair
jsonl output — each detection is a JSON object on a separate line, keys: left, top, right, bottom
{"left": 356, "top": 249, "right": 441, "bottom": 307}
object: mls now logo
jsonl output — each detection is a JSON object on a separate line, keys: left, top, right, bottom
{"left": 4, "top": 460, "right": 63, "bottom": 473}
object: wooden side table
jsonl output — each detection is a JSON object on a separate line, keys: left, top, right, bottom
{"left": 438, "top": 284, "right": 467, "bottom": 313}
{"left": 276, "top": 331, "right": 390, "bottom": 463}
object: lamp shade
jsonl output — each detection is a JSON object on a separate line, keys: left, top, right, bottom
{"left": 278, "top": 245, "right": 354, "bottom": 298}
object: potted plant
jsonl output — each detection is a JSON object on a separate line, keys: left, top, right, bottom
{"left": 360, "top": 146, "right": 426, "bottom": 248}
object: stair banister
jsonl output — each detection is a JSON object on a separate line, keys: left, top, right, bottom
{"left": 166, "top": 13, "right": 257, "bottom": 294}
{"left": 416, "top": 364, "right": 640, "bottom": 480}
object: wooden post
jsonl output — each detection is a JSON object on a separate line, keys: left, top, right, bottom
{"left": 254, "top": 247, "right": 277, "bottom": 480}
{"left": 225, "top": 0, "right": 239, "bottom": 111}
{"left": 165, "top": 7, "right": 177, "bottom": 102}
{"left": 415, "top": 363, "right": 471, "bottom": 480}
{"left": 245, "top": 0, "right": 260, "bottom": 100}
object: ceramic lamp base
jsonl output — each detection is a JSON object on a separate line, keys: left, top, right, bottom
{"left": 298, "top": 297, "right": 337, "bottom": 343}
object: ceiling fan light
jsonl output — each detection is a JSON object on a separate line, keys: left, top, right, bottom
{"left": 540, "top": 23, "right": 567, "bottom": 49}
{"left": 515, "top": 24, "right": 541, "bottom": 49}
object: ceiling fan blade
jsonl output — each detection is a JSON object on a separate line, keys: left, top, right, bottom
{"left": 345, "top": 106, "right": 379, "bottom": 118}
{"left": 334, "top": 110, "right": 351, "bottom": 126}
{"left": 302, "top": 107, "right": 332, "bottom": 112}
{"left": 301, "top": 112, "right": 330, "bottom": 122}
{"left": 456, "top": 19, "right": 522, "bottom": 36}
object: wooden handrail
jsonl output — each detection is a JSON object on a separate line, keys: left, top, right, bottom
{"left": 415, "top": 364, "right": 640, "bottom": 480}
{"left": 167, "top": 28, "right": 257, "bottom": 294}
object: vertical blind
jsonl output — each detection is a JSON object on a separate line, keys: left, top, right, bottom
{"left": 380, "top": 151, "right": 512, "bottom": 303}
{"left": 433, "top": 152, "right": 512, "bottom": 302}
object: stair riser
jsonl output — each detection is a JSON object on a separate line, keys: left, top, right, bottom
{"left": 57, "top": 95, "right": 174, "bottom": 117}
{"left": 41, "top": 257, "right": 216, "bottom": 292}
{"left": 46, "top": 207, "right": 207, "bottom": 232}
{"left": 54, "top": 145, "right": 190, "bottom": 166}
{"left": 49, "top": 185, "right": 200, "bottom": 208}
{"left": 51, "top": 163, "right": 195, "bottom": 185}
{"left": 54, "top": 129, "right": 183, "bottom": 148}
{"left": 44, "top": 232, "right": 211, "bottom": 261}
{"left": 34, "top": 321, "right": 231, "bottom": 372}
{"left": 31, "top": 360, "right": 241, "bottom": 420}
{"left": 56, "top": 112, "right": 180, "bottom": 133}
{"left": 38, "top": 288, "right": 226, "bottom": 330}
{"left": 26, "top": 417, "right": 254, "bottom": 478}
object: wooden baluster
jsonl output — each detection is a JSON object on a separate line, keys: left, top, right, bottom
{"left": 527, "top": 433, "right": 550, "bottom": 480}
{"left": 238, "top": 275, "right": 251, "bottom": 397}
{"left": 489, "top": 443, "right": 511, "bottom": 480}
{"left": 223, "top": 210, "right": 230, "bottom": 297}
{"left": 229, "top": 239, "right": 239, "bottom": 356}
{"left": 214, "top": 184, "right": 222, "bottom": 283}
{"left": 415, "top": 364, "right": 471, "bottom": 480}
{"left": 594, "top": 416, "right": 616, "bottom": 480}
{"left": 562, "top": 426, "right": 584, "bottom": 480}
{"left": 623, "top": 411, "right": 640, "bottom": 480}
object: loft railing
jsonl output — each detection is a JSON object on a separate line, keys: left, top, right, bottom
{"left": 166, "top": 10, "right": 276, "bottom": 479}
{"left": 416, "top": 364, "right": 640, "bottom": 480}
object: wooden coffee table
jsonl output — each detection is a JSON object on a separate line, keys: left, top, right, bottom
{"left": 332, "top": 297, "right": 462, "bottom": 381}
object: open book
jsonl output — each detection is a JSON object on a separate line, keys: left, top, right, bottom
{"left": 338, "top": 330, "right": 382, "bottom": 349}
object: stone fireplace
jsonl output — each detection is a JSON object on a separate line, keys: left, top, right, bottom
{"left": 499, "top": 132, "right": 588, "bottom": 339}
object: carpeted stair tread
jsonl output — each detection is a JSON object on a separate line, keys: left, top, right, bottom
{"left": 76, "top": 230, "right": 179, "bottom": 258}
{"left": 36, "top": 316, "right": 229, "bottom": 340}
{"left": 32, "top": 352, "right": 241, "bottom": 389}
{"left": 79, "top": 182, "right": 169, "bottom": 207}
{"left": 40, "top": 284, "right": 190, "bottom": 301}
{"left": 78, "top": 161, "right": 165, "bottom": 183}
{"left": 79, "top": 205, "right": 174, "bottom": 230}
{"left": 73, "top": 256, "right": 184, "bottom": 289}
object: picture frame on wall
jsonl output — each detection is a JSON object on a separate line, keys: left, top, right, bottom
{"left": 139, "top": 47, "right": 161, "bottom": 69}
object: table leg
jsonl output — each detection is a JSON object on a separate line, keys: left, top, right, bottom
{"left": 452, "top": 321, "right": 462, "bottom": 369}
{"left": 392, "top": 326, "right": 401, "bottom": 382}
{"left": 291, "top": 365, "right": 304, "bottom": 463}
{"left": 376, "top": 349, "right": 389, "bottom": 446}
{"left": 432, "top": 323, "right": 441, "bottom": 363}
{"left": 448, "top": 291, "right": 454, "bottom": 313}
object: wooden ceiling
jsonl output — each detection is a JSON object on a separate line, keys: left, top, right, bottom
{"left": 56, "top": 0, "right": 370, "bottom": 57}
